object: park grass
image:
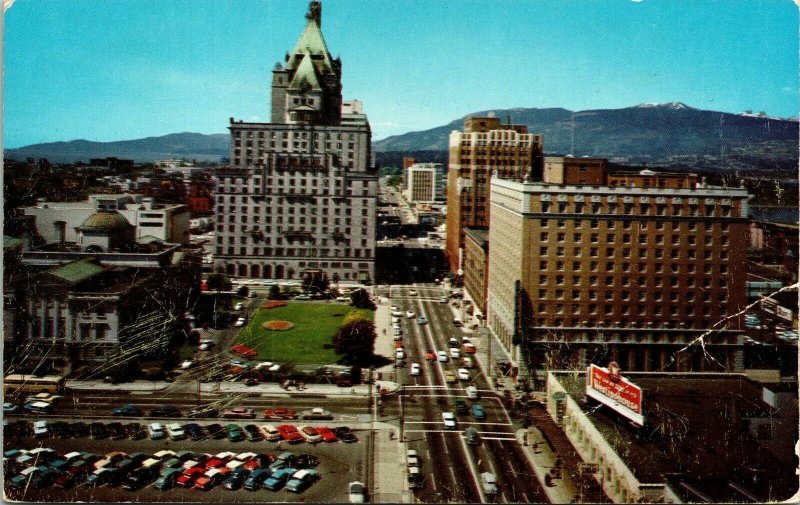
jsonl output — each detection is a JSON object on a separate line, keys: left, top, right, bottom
{"left": 233, "top": 302, "right": 374, "bottom": 365}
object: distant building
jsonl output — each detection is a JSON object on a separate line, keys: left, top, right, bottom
{"left": 462, "top": 227, "right": 489, "bottom": 315}
{"left": 215, "top": 1, "right": 377, "bottom": 283}
{"left": 89, "top": 157, "right": 134, "bottom": 171}
{"left": 543, "top": 156, "right": 608, "bottom": 185}
{"left": 24, "top": 194, "right": 190, "bottom": 246}
{"left": 546, "top": 370, "right": 797, "bottom": 503}
{"left": 404, "top": 162, "right": 445, "bottom": 203}
{"left": 487, "top": 169, "right": 750, "bottom": 379}
{"left": 445, "top": 116, "right": 544, "bottom": 274}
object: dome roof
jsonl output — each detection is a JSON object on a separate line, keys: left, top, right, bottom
{"left": 80, "top": 211, "right": 131, "bottom": 232}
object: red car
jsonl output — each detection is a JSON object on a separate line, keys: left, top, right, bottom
{"left": 463, "top": 344, "right": 477, "bottom": 354}
{"left": 203, "top": 458, "right": 225, "bottom": 469}
{"left": 316, "top": 426, "right": 338, "bottom": 443}
{"left": 193, "top": 468, "right": 230, "bottom": 491}
{"left": 264, "top": 407, "right": 298, "bottom": 420}
{"left": 425, "top": 350, "right": 435, "bottom": 361}
{"left": 277, "top": 425, "right": 304, "bottom": 444}
{"left": 176, "top": 467, "right": 206, "bottom": 487}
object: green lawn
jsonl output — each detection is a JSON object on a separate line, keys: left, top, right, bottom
{"left": 233, "top": 303, "right": 374, "bottom": 365}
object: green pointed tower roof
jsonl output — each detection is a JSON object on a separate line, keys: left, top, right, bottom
{"left": 287, "top": 2, "right": 333, "bottom": 73}
{"left": 288, "top": 51, "right": 322, "bottom": 91}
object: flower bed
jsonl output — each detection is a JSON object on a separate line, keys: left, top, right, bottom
{"left": 262, "top": 320, "right": 294, "bottom": 331}
{"left": 262, "top": 301, "right": 288, "bottom": 309}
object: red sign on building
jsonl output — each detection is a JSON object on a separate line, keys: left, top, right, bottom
{"left": 586, "top": 364, "right": 644, "bottom": 426}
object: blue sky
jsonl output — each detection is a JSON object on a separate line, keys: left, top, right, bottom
{"left": 3, "top": 0, "right": 798, "bottom": 147}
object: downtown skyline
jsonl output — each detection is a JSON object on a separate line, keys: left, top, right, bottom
{"left": 3, "top": 0, "right": 798, "bottom": 148}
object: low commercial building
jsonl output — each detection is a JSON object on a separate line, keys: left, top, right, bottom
{"left": 24, "top": 194, "right": 190, "bottom": 246}
{"left": 545, "top": 370, "right": 798, "bottom": 503}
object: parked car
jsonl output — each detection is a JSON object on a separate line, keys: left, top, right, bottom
{"left": 244, "top": 467, "right": 272, "bottom": 491}
{"left": 234, "top": 317, "right": 247, "bottom": 327}
{"left": 410, "top": 363, "right": 421, "bottom": 376}
{"left": 187, "top": 406, "right": 218, "bottom": 418}
{"left": 405, "top": 310, "right": 415, "bottom": 318}
{"left": 264, "top": 407, "right": 298, "bottom": 420}
{"left": 89, "top": 422, "right": 108, "bottom": 439}
{"left": 444, "top": 371, "right": 457, "bottom": 384}
{"left": 458, "top": 368, "right": 470, "bottom": 381}
{"left": 149, "top": 405, "right": 180, "bottom": 418}
{"left": 199, "top": 424, "right": 221, "bottom": 440}
{"left": 148, "top": 423, "right": 166, "bottom": 440}
{"left": 107, "top": 422, "right": 126, "bottom": 440}
{"left": 234, "top": 302, "right": 245, "bottom": 311}
{"left": 448, "top": 337, "right": 459, "bottom": 348}
{"left": 417, "top": 315, "right": 427, "bottom": 325}
{"left": 466, "top": 386, "right": 479, "bottom": 399}
{"left": 395, "top": 348, "right": 406, "bottom": 360}
{"left": 222, "top": 468, "right": 248, "bottom": 490}
{"left": 260, "top": 424, "right": 281, "bottom": 441}
{"left": 176, "top": 466, "right": 206, "bottom": 487}
{"left": 452, "top": 318, "right": 463, "bottom": 327}
{"left": 316, "top": 426, "right": 337, "bottom": 442}
{"left": 154, "top": 468, "right": 181, "bottom": 490}
{"left": 243, "top": 424, "right": 263, "bottom": 441}
{"left": 277, "top": 425, "right": 304, "bottom": 444}
{"left": 167, "top": 423, "right": 186, "bottom": 440}
{"left": 3, "top": 402, "right": 19, "bottom": 413}
{"left": 263, "top": 467, "right": 296, "bottom": 491}
{"left": 285, "top": 468, "right": 319, "bottom": 493}
{"left": 226, "top": 424, "right": 245, "bottom": 442}
{"left": 437, "top": 351, "right": 448, "bottom": 362}
{"left": 465, "top": 426, "right": 480, "bottom": 445}
{"left": 471, "top": 404, "right": 486, "bottom": 420}
{"left": 124, "top": 423, "right": 146, "bottom": 440}
{"left": 299, "top": 426, "right": 321, "bottom": 443}
{"left": 425, "top": 350, "right": 436, "bottom": 361}
{"left": 464, "top": 343, "right": 477, "bottom": 354}
{"left": 223, "top": 407, "right": 255, "bottom": 419}
{"left": 408, "top": 290, "right": 418, "bottom": 296}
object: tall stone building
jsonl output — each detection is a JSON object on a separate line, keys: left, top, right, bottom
{"left": 445, "top": 116, "right": 543, "bottom": 274}
{"left": 215, "top": 1, "right": 377, "bottom": 283}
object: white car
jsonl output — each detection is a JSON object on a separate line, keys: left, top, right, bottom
{"left": 481, "top": 472, "right": 498, "bottom": 495}
{"left": 167, "top": 423, "right": 186, "bottom": 440}
{"left": 405, "top": 310, "right": 415, "bottom": 318}
{"left": 437, "top": 351, "right": 448, "bottom": 362}
{"left": 408, "top": 290, "right": 418, "bottom": 296}
{"left": 234, "top": 317, "right": 247, "bottom": 327}
{"left": 234, "top": 302, "right": 244, "bottom": 311}
{"left": 410, "top": 363, "right": 421, "bottom": 376}
{"left": 439, "top": 296, "right": 448, "bottom": 303}
{"left": 406, "top": 450, "right": 419, "bottom": 467}
{"left": 462, "top": 357, "right": 474, "bottom": 369}
{"left": 442, "top": 412, "right": 456, "bottom": 430}
{"left": 391, "top": 310, "right": 403, "bottom": 318}
{"left": 449, "top": 348, "right": 460, "bottom": 359}
{"left": 349, "top": 481, "right": 366, "bottom": 503}
{"left": 396, "top": 348, "right": 406, "bottom": 360}
{"left": 457, "top": 368, "right": 470, "bottom": 381}
{"left": 180, "top": 360, "right": 194, "bottom": 369}
{"left": 393, "top": 326, "right": 402, "bottom": 338}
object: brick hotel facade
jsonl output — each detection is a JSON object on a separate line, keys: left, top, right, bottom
{"left": 487, "top": 172, "right": 750, "bottom": 378}
{"left": 214, "top": 1, "right": 377, "bottom": 283}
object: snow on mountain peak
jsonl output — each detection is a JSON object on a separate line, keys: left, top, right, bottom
{"left": 635, "top": 102, "right": 691, "bottom": 110}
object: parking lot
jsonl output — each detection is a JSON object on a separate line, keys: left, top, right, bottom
{"left": 4, "top": 418, "right": 370, "bottom": 503}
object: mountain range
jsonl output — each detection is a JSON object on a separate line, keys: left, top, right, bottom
{"left": 4, "top": 103, "right": 797, "bottom": 167}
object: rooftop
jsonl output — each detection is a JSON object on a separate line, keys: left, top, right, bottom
{"left": 46, "top": 258, "right": 106, "bottom": 284}
{"left": 554, "top": 372, "right": 797, "bottom": 502}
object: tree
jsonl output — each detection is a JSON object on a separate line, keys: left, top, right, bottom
{"left": 206, "top": 273, "right": 230, "bottom": 292}
{"left": 302, "top": 270, "right": 330, "bottom": 293}
{"left": 387, "top": 175, "right": 402, "bottom": 188}
{"left": 333, "top": 313, "right": 376, "bottom": 364}
{"left": 269, "top": 284, "right": 282, "bottom": 300}
{"left": 350, "top": 288, "right": 376, "bottom": 310}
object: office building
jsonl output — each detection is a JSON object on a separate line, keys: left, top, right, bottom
{"left": 215, "top": 1, "right": 377, "bottom": 283}
{"left": 404, "top": 162, "right": 445, "bottom": 203}
{"left": 445, "top": 116, "right": 543, "bottom": 273}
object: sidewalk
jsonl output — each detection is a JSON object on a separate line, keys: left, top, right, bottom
{"left": 372, "top": 421, "right": 411, "bottom": 503}
{"left": 66, "top": 379, "right": 401, "bottom": 398}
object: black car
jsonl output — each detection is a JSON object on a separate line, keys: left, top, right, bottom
{"left": 149, "top": 405, "right": 181, "bottom": 418}
{"left": 294, "top": 454, "right": 319, "bottom": 468}
{"left": 70, "top": 422, "right": 89, "bottom": 438}
{"left": 112, "top": 404, "right": 142, "bottom": 417}
{"left": 89, "top": 422, "right": 108, "bottom": 440}
{"left": 187, "top": 406, "right": 218, "bottom": 419}
{"left": 243, "top": 424, "right": 263, "bottom": 442}
{"left": 207, "top": 423, "right": 226, "bottom": 439}
{"left": 340, "top": 432, "right": 358, "bottom": 443}
{"left": 333, "top": 426, "right": 351, "bottom": 437}
{"left": 124, "top": 422, "right": 146, "bottom": 440}
{"left": 107, "top": 422, "right": 126, "bottom": 440}
{"left": 52, "top": 421, "right": 71, "bottom": 439}
{"left": 184, "top": 423, "right": 206, "bottom": 441}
